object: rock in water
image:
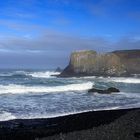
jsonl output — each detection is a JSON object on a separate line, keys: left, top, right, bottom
{"left": 107, "top": 87, "right": 120, "bottom": 93}
{"left": 60, "top": 49, "right": 140, "bottom": 77}
{"left": 55, "top": 67, "right": 62, "bottom": 72}
{"left": 88, "top": 87, "right": 120, "bottom": 94}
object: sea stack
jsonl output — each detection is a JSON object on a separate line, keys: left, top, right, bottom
{"left": 60, "top": 49, "right": 140, "bottom": 77}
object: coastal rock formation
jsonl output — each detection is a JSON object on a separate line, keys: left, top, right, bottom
{"left": 113, "top": 50, "right": 140, "bottom": 75}
{"left": 55, "top": 67, "right": 62, "bottom": 72}
{"left": 88, "top": 87, "right": 120, "bottom": 94}
{"left": 60, "top": 49, "right": 140, "bottom": 77}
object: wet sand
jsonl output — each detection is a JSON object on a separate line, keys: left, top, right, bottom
{"left": 0, "top": 108, "right": 140, "bottom": 140}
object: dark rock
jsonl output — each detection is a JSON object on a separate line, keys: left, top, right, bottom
{"left": 60, "top": 49, "right": 140, "bottom": 77}
{"left": 107, "top": 87, "right": 120, "bottom": 93}
{"left": 55, "top": 67, "right": 62, "bottom": 72}
{"left": 88, "top": 87, "right": 120, "bottom": 94}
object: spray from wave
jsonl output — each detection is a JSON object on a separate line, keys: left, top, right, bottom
{"left": 28, "top": 71, "right": 60, "bottom": 78}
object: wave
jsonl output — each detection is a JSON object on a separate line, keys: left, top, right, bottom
{"left": 0, "top": 108, "right": 119, "bottom": 121}
{"left": 0, "top": 71, "right": 30, "bottom": 78}
{"left": 19, "top": 107, "right": 121, "bottom": 120}
{"left": 1, "top": 105, "right": 139, "bottom": 121}
{"left": 0, "top": 70, "right": 60, "bottom": 79}
{"left": 0, "top": 82, "right": 93, "bottom": 94}
{"left": 0, "top": 111, "right": 16, "bottom": 121}
{"left": 28, "top": 71, "right": 60, "bottom": 78}
{"left": 108, "top": 77, "right": 140, "bottom": 84}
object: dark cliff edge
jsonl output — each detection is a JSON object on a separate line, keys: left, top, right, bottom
{"left": 60, "top": 49, "right": 140, "bottom": 77}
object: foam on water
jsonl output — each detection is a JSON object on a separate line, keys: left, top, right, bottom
{"left": 1, "top": 105, "right": 139, "bottom": 121}
{"left": 0, "top": 82, "right": 93, "bottom": 94}
{"left": 93, "top": 106, "right": 120, "bottom": 111}
{"left": 0, "top": 70, "right": 139, "bottom": 121}
{"left": 0, "top": 71, "right": 60, "bottom": 79}
{"left": 107, "top": 77, "right": 140, "bottom": 84}
{"left": 118, "top": 92, "right": 140, "bottom": 98}
{"left": 10, "top": 107, "right": 122, "bottom": 120}
{"left": 28, "top": 71, "right": 60, "bottom": 78}
{"left": 0, "top": 111, "right": 16, "bottom": 121}
{"left": 0, "top": 71, "right": 28, "bottom": 77}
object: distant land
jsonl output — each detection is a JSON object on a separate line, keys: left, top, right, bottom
{"left": 60, "top": 49, "right": 140, "bottom": 77}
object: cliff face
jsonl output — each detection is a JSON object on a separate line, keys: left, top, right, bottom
{"left": 60, "top": 50, "right": 140, "bottom": 77}
{"left": 113, "top": 50, "right": 140, "bottom": 74}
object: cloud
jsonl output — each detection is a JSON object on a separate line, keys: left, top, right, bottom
{"left": 0, "top": 28, "right": 139, "bottom": 53}
{"left": 0, "top": 27, "right": 139, "bottom": 68}
{"left": 0, "top": 32, "right": 108, "bottom": 52}
{"left": 112, "top": 36, "right": 140, "bottom": 50}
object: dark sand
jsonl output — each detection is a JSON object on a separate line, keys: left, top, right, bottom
{"left": 0, "top": 108, "right": 139, "bottom": 140}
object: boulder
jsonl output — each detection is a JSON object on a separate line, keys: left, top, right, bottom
{"left": 88, "top": 87, "right": 120, "bottom": 94}
{"left": 107, "top": 87, "right": 120, "bottom": 93}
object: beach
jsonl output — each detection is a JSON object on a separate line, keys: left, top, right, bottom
{"left": 0, "top": 108, "right": 139, "bottom": 140}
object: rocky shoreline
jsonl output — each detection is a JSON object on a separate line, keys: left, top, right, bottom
{"left": 0, "top": 108, "right": 139, "bottom": 140}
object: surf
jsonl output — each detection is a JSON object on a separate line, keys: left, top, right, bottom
{"left": 0, "top": 82, "right": 93, "bottom": 94}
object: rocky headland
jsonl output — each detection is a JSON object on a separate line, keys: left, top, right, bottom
{"left": 60, "top": 49, "right": 140, "bottom": 77}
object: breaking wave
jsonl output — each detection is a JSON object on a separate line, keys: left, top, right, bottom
{"left": 108, "top": 77, "right": 140, "bottom": 84}
{"left": 28, "top": 71, "right": 60, "bottom": 78}
{"left": 0, "top": 82, "right": 93, "bottom": 94}
{"left": 0, "top": 71, "right": 60, "bottom": 79}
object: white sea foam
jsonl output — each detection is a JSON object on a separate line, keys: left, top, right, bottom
{"left": 28, "top": 71, "right": 60, "bottom": 78}
{"left": 0, "top": 82, "right": 93, "bottom": 94}
{"left": 0, "top": 71, "right": 29, "bottom": 77}
{"left": 14, "top": 107, "right": 122, "bottom": 120}
{"left": 0, "top": 105, "right": 139, "bottom": 121}
{"left": 0, "top": 71, "right": 60, "bottom": 78}
{"left": 118, "top": 92, "right": 140, "bottom": 98}
{"left": 80, "top": 76, "right": 96, "bottom": 79}
{"left": 107, "top": 77, "right": 140, "bottom": 84}
{"left": 0, "top": 111, "right": 16, "bottom": 121}
{"left": 93, "top": 106, "right": 120, "bottom": 111}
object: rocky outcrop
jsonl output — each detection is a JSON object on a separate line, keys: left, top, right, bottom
{"left": 60, "top": 49, "right": 140, "bottom": 77}
{"left": 55, "top": 67, "right": 62, "bottom": 72}
{"left": 88, "top": 87, "right": 120, "bottom": 94}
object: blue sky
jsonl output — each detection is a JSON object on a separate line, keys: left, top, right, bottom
{"left": 0, "top": 0, "right": 140, "bottom": 68}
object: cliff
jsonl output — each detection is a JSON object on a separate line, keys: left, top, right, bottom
{"left": 113, "top": 50, "right": 140, "bottom": 75}
{"left": 60, "top": 49, "right": 140, "bottom": 77}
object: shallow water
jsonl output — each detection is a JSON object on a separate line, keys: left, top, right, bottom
{"left": 0, "top": 69, "right": 140, "bottom": 121}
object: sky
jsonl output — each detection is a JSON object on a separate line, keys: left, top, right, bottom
{"left": 0, "top": 0, "right": 140, "bottom": 69}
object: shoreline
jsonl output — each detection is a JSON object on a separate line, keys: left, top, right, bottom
{"left": 0, "top": 108, "right": 139, "bottom": 140}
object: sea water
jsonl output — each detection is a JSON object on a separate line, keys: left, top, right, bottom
{"left": 0, "top": 69, "right": 140, "bottom": 121}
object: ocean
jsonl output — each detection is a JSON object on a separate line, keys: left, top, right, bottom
{"left": 0, "top": 69, "right": 140, "bottom": 121}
